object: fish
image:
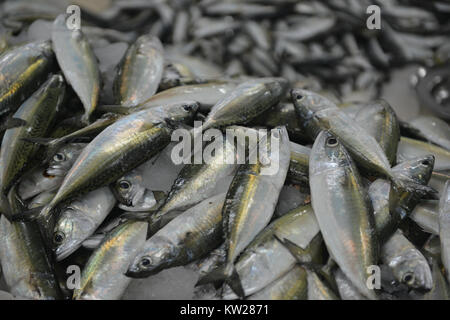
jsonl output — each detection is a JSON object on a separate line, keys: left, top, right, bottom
{"left": 126, "top": 193, "right": 225, "bottom": 278}
{"left": 52, "top": 14, "right": 100, "bottom": 124}
{"left": 401, "top": 116, "right": 450, "bottom": 151}
{"left": 198, "top": 127, "right": 290, "bottom": 297}
{"left": 73, "top": 220, "right": 147, "bottom": 300}
{"left": 439, "top": 180, "right": 450, "bottom": 283}
{"left": 0, "top": 73, "right": 65, "bottom": 196}
{"left": 398, "top": 137, "right": 450, "bottom": 171}
{"left": 252, "top": 102, "right": 310, "bottom": 144}
{"left": 286, "top": 142, "right": 311, "bottom": 187}
{"left": 24, "top": 113, "right": 120, "bottom": 160}
{"left": 368, "top": 155, "right": 435, "bottom": 241}
{"left": 309, "top": 130, "right": 378, "bottom": 300}
{"left": 381, "top": 230, "right": 433, "bottom": 291}
{"left": 247, "top": 266, "right": 308, "bottom": 300}
{"left": 143, "top": 135, "right": 237, "bottom": 233}
{"left": 114, "top": 34, "right": 164, "bottom": 107}
{"left": 221, "top": 203, "right": 322, "bottom": 300}
{"left": 128, "top": 81, "right": 237, "bottom": 113}
{"left": 31, "top": 101, "right": 198, "bottom": 230}
{"left": 0, "top": 40, "right": 54, "bottom": 121}
{"left": 354, "top": 100, "right": 400, "bottom": 166}
{"left": 201, "top": 78, "right": 288, "bottom": 132}
{"left": 0, "top": 187, "right": 61, "bottom": 300}
{"left": 18, "top": 143, "right": 86, "bottom": 200}
{"left": 53, "top": 187, "right": 116, "bottom": 261}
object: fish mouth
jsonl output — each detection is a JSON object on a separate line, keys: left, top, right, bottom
{"left": 55, "top": 242, "right": 81, "bottom": 261}
{"left": 46, "top": 166, "right": 67, "bottom": 177}
{"left": 118, "top": 189, "right": 157, "bottom": 212}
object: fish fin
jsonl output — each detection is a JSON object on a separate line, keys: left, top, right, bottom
{"left": 195, "top": 264, "right": 245, "bottom": 299}
{"left": 391, "top": 175, "right": 438, "bottom": 198}
{"left": 1, "top": 117, "right": 27, "bottom": 130}
{"left": 153, "top": 191, "right": 167, "bottom": 203}
{"left": 274, "top": 234, "right": 310, "bottom": 263}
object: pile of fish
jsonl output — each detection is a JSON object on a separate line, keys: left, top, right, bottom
{"left": 0, "top": 0, "right": 449, "bottom": 300}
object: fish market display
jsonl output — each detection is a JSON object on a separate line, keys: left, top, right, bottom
{"left": 0, "top": 0, "right": 449, "bottom": 301}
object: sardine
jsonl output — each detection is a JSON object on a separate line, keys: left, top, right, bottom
{"left": 309, "top": 130, "right": 378, "bottom": 299}
{"left": 114, "top": 35, "right": 164, "bottom": 107}
{"left": 52, "top": 14, "right": 100, "bottom": 123}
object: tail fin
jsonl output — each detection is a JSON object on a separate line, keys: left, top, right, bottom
{"left": 390, "top": 173, "right": 438, "bottom": 198}
{"left": 195, "top": 263, "right": 245, "bottom": 299}
{"left": 0, "top": 117, "right": 27, "bottom": 132}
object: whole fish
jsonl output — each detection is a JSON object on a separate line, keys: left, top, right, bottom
{"left": 35, "top": 102, "right": 198, "bottom": 228}
{"left": 222, "top": 204, "right": 322, "bottom": 300}
{"left": 0, "top": 40, "right": 54, "bottom": 121}
{"left": 247, "top": 266, "right": 308, "bottom": 300}
{"left": 309, "top": 130, "right": 378, "bottom": 300}
{"left": 114, "top": 34, "right": 164, "bottom": 107}
{"left": 439, "top": 180, "right": 450, "bottom": 283}
{"left": 52, "top": 14, "right": 100, "bottom": 123}
{"left": 410, "top": 201, "right": 439, "bottom": 235}
{"left": 354, "top": 100, "right": 400, "bottom": 166}
{"left": 73, "top": 221, "right": 147, "bottom": 300}
{"left": 402, "top": 116, "right": 450, "bottom": 151}
{"left": 53, "top": 187, "right": 116, "bottom": 261}
{"left": 201, "top": 78, "right": 288, "bottom": 131}
{"left": 293, "top": 89, "right": 430, "bottom": 194}
{"left": 126, "top": 193, "right": 225, "bottom": 278}
{"left": 134, "top": 81, "right": 237, "bottom": 113}
{"left": 398, "top": 137, "right": 450, "bottom": 171}
{"left": 18, "top": 143, "right": 86, "bottom": 200}
{"left": 381, "top": 230, "right": 433, "bottom": 291}
{"left": 0, "top": 74, "right": 65, "bottom": 196}
{"left": 198, "top": 127, "right": 290, "bottom": 297}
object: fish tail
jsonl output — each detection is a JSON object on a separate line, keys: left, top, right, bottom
{"left": 390, "top": 173, "right": 437, "bottom": 198}
{"left": 195, "top": 263, "right": 245, "bottom": 299}
{"left": 0, "top": 117, "right": 27, "bottom": 133}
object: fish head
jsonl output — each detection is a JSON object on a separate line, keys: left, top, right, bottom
{"left": 291, "top": 88, "right": 337, "bottom": 121}
{"left": 46, "top": 143, "right": 86, "bottom": 176}
{"left": 163, "top": 100, "right": 199, "bottom": 125}
{"left": 53, "top": 208, "right": 94, "bottom": 261}
{"left": 309, "top": 130, "right": 351, "bottom": 175}
{"left": 126, "top": 237, "right": 176, "bottom": 278}
{"left": 389, "top": 249, "right": 433, "bottom": 291}
{"left": 392, "top": 154, "right": 435, "bottom": 185}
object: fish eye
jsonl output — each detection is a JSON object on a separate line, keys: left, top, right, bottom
{"left": 326, "top": 137, "right": 338, "bottom": 147}
{"left": 139, "top": 256, "right": 152, "bottom": 268}
{"left": 402, "top": 272, "right": 415, "bottom": 285}
{"left": 295, "top": 93, "right": 303, "bottom": 100}
{"left": 53, "top": 231, "right": 65, "bottom": 245}
{"left": 182, "top": 104, "right": 192, "bottom": 112}
{"left": 421, "top": 159, "right": 430, "bottom": 166}
{"left": 119, "top": 180, "right": 131, "bottom": 190}
{"left": 53, "top": 153, "right": 66, "bottom": 162}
